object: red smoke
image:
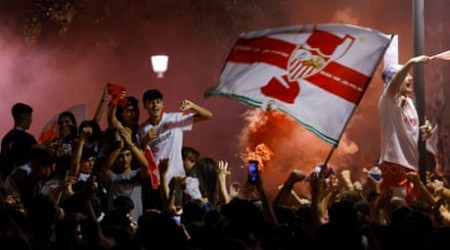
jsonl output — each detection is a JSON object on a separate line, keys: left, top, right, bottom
{"left": 1, "top": 0, "right": 450, "bottom": 198}
{"left": 238, "top": 109, "right": 362, "bottom": 198}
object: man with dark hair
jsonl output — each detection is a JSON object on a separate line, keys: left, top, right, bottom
{"left": 0, "top": 102, "right": 37, "bottom": 179}
{"left": 139, "top": 89, "right": 212, "bottom": 187}
{"left": 4, "top": 145, "right": 54, "bottom": 209}
{"left": 101, "top": 127, "right": 149, "bottom": 223}
{"left": 115, "top": 96, "right": 140, "bottom": 134}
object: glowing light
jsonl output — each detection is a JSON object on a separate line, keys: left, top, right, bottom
{"left": 151, "top": 55, "right": 169, "bottom": 78}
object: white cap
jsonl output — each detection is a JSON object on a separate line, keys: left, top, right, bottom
{"left": 381, "top": 64, "right": 402, "bottom": 84}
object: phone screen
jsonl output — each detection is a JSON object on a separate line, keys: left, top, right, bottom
{"left": 247, "top": 160, "right": 259, "bottom": 184}
{"left": 172, "top": 215, "right": 181, "bottom": 226}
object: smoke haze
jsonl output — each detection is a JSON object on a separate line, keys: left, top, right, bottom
{"left": 1, "top": 0, "right": 450, "bottom": 198}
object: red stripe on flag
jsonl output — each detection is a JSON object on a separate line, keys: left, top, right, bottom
{"left": 38, "top": 121, "right": 58, "bottom": 144}
{"left": 228, "top": 37, "right": 296, "bottom": 70}
{"left": 305, "top": 62, "right": 369, "bottom": 104}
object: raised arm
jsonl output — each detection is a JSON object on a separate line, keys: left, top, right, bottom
{"left": 100, "top": 142, "right": 122, "bottom": 182}
{"left": 167, "top": 176, "right": 185, "bottom": 215}
{"left": 158, "top": 158, "right": 170, "bottom": 210}
{"left": 309, "top": 172, "right": 325, "bottom": 230}
{"left": 406, "top": 172, "right": 437, "bottom": 207}
{"left": 92, "top": 83, "right": 110, "bottom": 124}
{"left": 217, "top": 160, "right": 231, "bottom": 204}
{"left": 179, "top": 100, "right": 212, "bottom": 123}
{"left": 254, "top": 172, "right": 278, "bottom": 227}
{"left": 119, "top": 127, "right": 149, "bottom": 177}
{"left": 272, "top": 169, "right": 306, "bottom": 207}
{"left": 69, "top": 129, "right": 90, "bottom": 177}
{"left": 387, "top": 55, "right": 430, "bottom": 99}
{"left": 106, "top": 82, "right": 127, "bottom": 129}
{"left": 107, "top": 102, "right": 123, "bottom": 129}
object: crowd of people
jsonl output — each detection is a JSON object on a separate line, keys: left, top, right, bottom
{"left": 0, "top": 56, "right": 450, "bottom": 250}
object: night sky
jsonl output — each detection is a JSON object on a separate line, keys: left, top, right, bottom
{"left": 1, "top": 0, "right": 449, "bottom": 198}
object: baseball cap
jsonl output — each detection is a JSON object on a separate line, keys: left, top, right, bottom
{"left": 381, "top": 64, "right": 403, "bottom": 84}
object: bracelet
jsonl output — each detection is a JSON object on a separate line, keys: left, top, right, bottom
{"left": 128, "top": 143, "right": 136, "bottom": 148}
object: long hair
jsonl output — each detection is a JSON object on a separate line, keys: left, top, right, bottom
{"left": 191, "top": 157, "right": 218, "bottom": 203}
{"left": 58, "top": 111, "right": 78, "bottom": 141}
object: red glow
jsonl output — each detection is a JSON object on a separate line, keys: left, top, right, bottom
{"left": 1, "top": 0, "right": 449, "bottom": 199}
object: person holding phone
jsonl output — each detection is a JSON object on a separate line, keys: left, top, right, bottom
{"left": 244, "top": 159, "right": 278, "bottom": 227}
{"left": 247, "top": 160, "right": 260, "bottom": 184}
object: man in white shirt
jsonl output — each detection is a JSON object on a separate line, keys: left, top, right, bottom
{"left": 138, "top": 89, "right": 212, "bottom": 186}
{"left": 378, "top": 55, "right": 431, "bottom": 201}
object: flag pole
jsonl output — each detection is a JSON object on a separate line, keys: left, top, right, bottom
{"left": 332, "top": 35, "right": 396, "bottom": 147}
{"left": 413, "top": 0, "right": 426, "bottom": 183}
{"left": 323, "top": 146, "right": 335, "bottom": 166}
{"left": 323, "top": 35, "right": 395, "bottom": 167}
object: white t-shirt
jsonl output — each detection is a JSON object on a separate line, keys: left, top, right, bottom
{"left": 379, "top": 87, "right": 419, "bottom": 170}
{"left": 139, "top": 112, "right": 194, "bottom": 184}
{"left": 184, "top": 176, "right": 203, "bottom": 201}
{"left": 107, "top": 169, "right": 144, "bottom": 223}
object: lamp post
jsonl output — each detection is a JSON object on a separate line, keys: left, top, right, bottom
{"left": 151, "top": 55, "right": 169, "bottom": 78}
{"left": 413, "top": 0, "right": 426, "bottom": 182}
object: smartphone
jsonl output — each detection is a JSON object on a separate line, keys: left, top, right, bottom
{"left": 171, "top": 215, "right": 181, "bottom": 226}
{"left": 247, "top": 160, "right": 259, "bottom": 184}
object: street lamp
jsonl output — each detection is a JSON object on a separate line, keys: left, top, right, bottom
{"left": 151, "top": 55, "right": 169, "bottom": 78}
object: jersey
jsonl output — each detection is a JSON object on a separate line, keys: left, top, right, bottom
{"left": 379, "top": 86, "right": 419, "bottom": 171}
{"left": 138, "top": 112, "right": 194, "bottom": 184}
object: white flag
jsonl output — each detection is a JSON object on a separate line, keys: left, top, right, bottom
{"left": 383, "top": 35, "right": 398, "bottom": 68}
{"left": 206, "top": 24, "right": 392, "bottom": 146}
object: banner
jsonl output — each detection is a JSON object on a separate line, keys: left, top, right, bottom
{"left": 205, "top": 24, "right": 392, "bottom": 146}
{"left": 38, "top": 104, "right": 86, "bottom": 143}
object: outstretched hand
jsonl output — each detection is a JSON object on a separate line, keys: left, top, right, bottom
{"left": 409, "top": 55, "right": 431, "bottom": 64}
{"left": 217, "top": 160, "right": 230, "bottom": 182}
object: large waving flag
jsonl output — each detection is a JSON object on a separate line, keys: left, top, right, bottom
{"left": 205, "top": 24, "right": 392, "bottom": 146}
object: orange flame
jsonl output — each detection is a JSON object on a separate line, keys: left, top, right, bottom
{"left": 241, "top": 143, "right": 274, "bottom": 172}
